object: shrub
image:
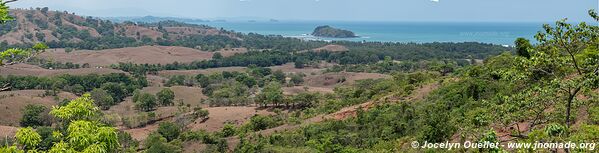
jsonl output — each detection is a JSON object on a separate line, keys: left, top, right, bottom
{"left": 157, "top": 122, "right": 181, "bottom": 142}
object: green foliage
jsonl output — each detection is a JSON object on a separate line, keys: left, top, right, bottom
{"left": 100, "top": 82, "right": 127, "bottom": 102}
{"left": 248, "top": 115, "right": 281, "bottom": 131}
{"left": 50, "top": 94, "right": 100, "bottom": 122}
{"left": 256, "top": 81, "right": 283, "bottom": 107}
{"left": 90, "top": 88, "right": 115, "bottom": 110}
{"left": 208, "top": 81, "right": 250, "bottom": 106}
{"left": 272, "top": 70, "right": 286, "bottom": 83}
{"left": 157, "top": 122, "right": 181, "bottom": 142}
{"left": 36, "top": 126, "right": 57, "bottom": 150}
{"left": 15, "top": 127, "right": 42, "bottom": 150}
{"left": 289, "top": 73, "right": 304, "bottom": 85}
{"left": 514, "top": 37, "right": 531, "bottom": 58}
{"left": 0, "top": 0, "right": 13, "bottom": 24}
{"left": 0, "top": 48, "right": 31, "bottom": 65}
{"left": 134, "top": 92, "right": 157, "bottom": 112}
{"left": 144, "top": 133, "right": 182, "bottom": 153}
{"left": 115, "top": 41, "right": 508, "bottom": 74}
{"left": 0, "top": 73, "right": 146, "bottom": 98}
{"left": 66, "top": 120, "right": 119, "bottom": 151}
{"left": 20, "top": 104, "right": 50, "bottom": 127}
{"left": 31, "top": 43, "right": 48, "bottom": 53}
{"left": 157, "top": 88, "right": 175, "bottom": 106}
{"left": 220, "top": 124, "right": 237, "bottom": 137}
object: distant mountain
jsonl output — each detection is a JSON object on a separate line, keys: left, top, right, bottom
{"left": 101, "top": 16, "right": 209, "bottom": 23}
{"left": 312, "top": 25, "right": 357, "bottom": 38}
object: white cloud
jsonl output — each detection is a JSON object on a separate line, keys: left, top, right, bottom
{"left": 431, "top": 0, "right": 439, "bottom": 2}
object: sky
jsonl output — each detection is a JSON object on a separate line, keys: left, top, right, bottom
{"left": 7, "top": 0, "right": 599, "bottom": 22}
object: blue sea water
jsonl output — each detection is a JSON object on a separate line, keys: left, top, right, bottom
{"left": 196, "top": 21, "right": 544, "bottom": 46}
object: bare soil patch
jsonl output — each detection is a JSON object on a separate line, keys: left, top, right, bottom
{"left": 269, "top": 63, "right": 326, "bottom": 75}
{"left": 0, "top": 90, "right": 77, "bottom": 126}
{"left": 158, "top": 67, "right": 247, "bottom": 77}
{"left": 140, "top": 86, "right": 207, "bottom": 107}
{"left": 187, "top": 107, "right": 274, "bottom": 132}
{"left": 0, "top": 63, "right": 124, "bottom": 77}
{"left": 217, "top": 48, "right": 248, "bottom": 57}
{"left": 304, "top": 72, "right": 390, "bottom": 88}
{"left": 282, "top": 86, "right": 334, "bottom": 95}
{"left": 0, "top": 125, "right": 18, "bottom": 139}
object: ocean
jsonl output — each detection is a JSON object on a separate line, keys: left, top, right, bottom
{"left": 195, "top": 21, "right": 544, "bottom": 46}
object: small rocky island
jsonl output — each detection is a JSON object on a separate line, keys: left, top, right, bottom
{"left": 312, "top": 25, "right": 357, "bottom": 38}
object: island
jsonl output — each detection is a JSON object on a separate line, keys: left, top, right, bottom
{"left": 312, "top": 25, "right": 358, "bottom": 38}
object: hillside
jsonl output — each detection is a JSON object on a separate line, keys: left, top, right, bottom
{"left": 0, "top": 8, "right": 236, "bottom": 50}
{"left": 0, "top": 8, "right": 335, "bottom": 52}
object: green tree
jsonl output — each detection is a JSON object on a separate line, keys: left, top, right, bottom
{"left": 213, "top": 52, "right": 223, "bottom": 59}
{"left": 528, "top": 16, "right": 598, "bottom": 128}
{"left": 32, "top": 42, "right": 49, "bottom": 53}
{"left": 272, "top": 70, "right": 286, "bottom": 83}
{"left": 0, "top": 0, "right": 15, "bottom": 24}
{"left": 499, "top": 11, "right": 599, "bottom": 134}
{"left": 101, "top": 82, "right": 126, "bottom": 102}
{"left": 514, "top": 37, "right": 532, "bottom": 58}
{"left": 50, "top": 94, "right": 100, "bottom": 122}
{"left": 145, "top": 133, "right": 182, "bottom": 153}
{"left": 157, "top": 88, "right": 175, "bottom": 106}
{"left": 294, "top": 58, "right": 305, "bottom": 68}
{"left": 221, "top": 124, "right": 236, "bottom": 137}
{"left": 0, "top": 48, "right": 31, "bottom": 64}
{"left": 8, "top": 94, "right": 120, "bottom": 152}
{"left": 20, "top": 104, "right": 50, "bottom": 127}
{"left": 135, "top": 93, "right": 157, "bottom": 112}
{"left": 132, "top": 89, "right": 141, "bottom": 103}
{"left": 290, "top": 74, "right": 304, "bottom": 85}
{"left": 90, "top": 88, "right": 115, "bottom": 110}
{"left": 192, "top": 107, "right": 210, "bottom": 120}
{"left": 257, "top": 82, "right": 283, "bottom": 107}
{"left": 15, "top": 127, "right": 41, "bottom": 150}
{"left": 35, "top": 126, "right": 56, "bottom": 150}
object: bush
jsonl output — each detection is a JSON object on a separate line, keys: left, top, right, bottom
{"left": 135, "top": 93, "right": 157, "bottom": 112}
{"left": 20, "top": 104, "right": 50, "bottom": 127}
{"left": 157, "top": 88, "right": 175, "bottom": 106}
{"left": 90, "top": 88, "right": 115, "bottom": 110}
{"left": 221, "top": 124, "right": 237, "bottom": 137}
{"left": 249, "top": 115, "right": 279, "bottom": 131}
{"left": 158, "top": 122, "right": 181, "bottom": 142}
{"left": 145, "top": 133, "right": 181, "bottom": 153}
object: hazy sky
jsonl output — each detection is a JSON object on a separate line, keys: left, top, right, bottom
{"left": 8, "top": 0, "right": 599, "bottom": 22}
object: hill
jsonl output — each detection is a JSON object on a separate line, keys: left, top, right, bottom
{"left": 312, "top": 25, "right": 357, "bottom": 38}
{"left": 101, "top": 16, "right": 209, "bottom": 24}
{"left": 37, "top": 46, "right": 214, "bottom": 67}
{"left": 0, "top": 8, "right": 237, "bottom": 50}
{"left": 0, "top": 8, "right": 332, "bottom": 52}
